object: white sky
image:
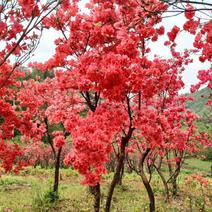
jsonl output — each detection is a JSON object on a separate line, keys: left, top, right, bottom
{"left": 26, "top": 1, "right": 211, "bottom": 94}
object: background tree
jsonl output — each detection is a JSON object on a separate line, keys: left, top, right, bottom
{"left": 17, "top": 69, "right": 83, "bottom": 195}
{"left": 0, "top": 0, "right": 64, "bottom": 173}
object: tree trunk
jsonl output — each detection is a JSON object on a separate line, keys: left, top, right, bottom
{"left": 166, "top": 151, "right": 173, "bottom": 178}
{"left": 93, "top": 183, "right": 101, "bottom": 212}
{"left": 105, "top": 138, "right": 127, "bottom": 212}
{"left": 154, "top": 165, "right": 170, "bottom": 202}
{"left": 53, "top": 147, "right": 62, "bottom": 193}
{"left": 105, "top": 96, "right": 134, "bottom": 212}
{"left": 172, "top": 178, "right": 178, "bottom": 196}
{"left": 168, "top": 161, "right": 181, "bottom": 197}
{"left": 139, "top": 148, "right": 155, "bottom": 212}
{"left": 118, "top": 161, "right": 124, "bottom": 185}
{"left": 166, "top": 151, "right": 179, "bottom": 197}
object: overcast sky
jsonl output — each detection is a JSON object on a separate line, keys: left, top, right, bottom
{"left": 26, "top": 2, "right": 211, "bottom": 94}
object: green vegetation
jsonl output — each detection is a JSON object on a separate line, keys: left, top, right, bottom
{"left": 185, "top": 87, "right": 211, "bottom": 116}
{"left": 184, "top": 158, "right": 211, "bottom": 175}
{"left": 0, "top": 161, "right": 211, "bottom": 212}
{"left": 185, "top": 88, "right": 212, "bottom": 161}
{"left": 185, "top": 88, "right": 211, "bottom": 136}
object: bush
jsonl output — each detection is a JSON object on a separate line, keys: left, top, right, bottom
{"left": 44, "top": 190, "right": 59, "bottom": 203}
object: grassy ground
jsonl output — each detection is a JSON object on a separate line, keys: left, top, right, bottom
{"left": 0, "top": 159, "right": 211, "bottom": 212}
{"left": 184, "top": 158, "right": 211, "bottom": 174}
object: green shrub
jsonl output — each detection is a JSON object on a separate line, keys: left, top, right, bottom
{"left": 44, "top": 190, "right": 59, "bottom": 203}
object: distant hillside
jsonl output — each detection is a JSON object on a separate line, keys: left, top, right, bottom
{"left": 185, "top": 87, "right": 211, "bottom": 117}
{"left": 185, "top": 87, "right": 211, "bottom": 136}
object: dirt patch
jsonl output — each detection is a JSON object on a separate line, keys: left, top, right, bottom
{"left": 0, "top": 183, "right": 31, "bottom": 191}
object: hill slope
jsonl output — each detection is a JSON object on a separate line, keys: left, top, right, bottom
{"left": 185, "top": 87, "right": 211, "bottom": 117}
{"left": 185, "top": 88, "right": 211, "bottom": 137}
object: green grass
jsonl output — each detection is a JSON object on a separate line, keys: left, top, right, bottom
{"left": 184, "top": 158, "right": 212, "bottom": 174}
{"left": 0, "top": 175, "right": 26, "bottom": 186}
{"left": 0, "top": 160, "right": 211, "bottom": 212}
{"left": 0, "top": 175, "right": 37, "bottom": 212}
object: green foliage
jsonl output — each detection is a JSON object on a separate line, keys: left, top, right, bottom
{"left": 185, "top": 88, "right": 211, "bottom": 136}
{"left": 0, "top": 116, "right": 4, "bottom": 125}
{"left": 13, "top": 128, "right": 21, "bottom": 137}
{"left": 185, "top": 88, "right": 212, "bottom": 162}
{"left": 79, "top": 108, "right": 89, "bottom": 118}
{"left": 41, "top": 134, "right": 53, "bottom": 144}
{"left": 68, "top": 169, "right": 79, "bottom": 177}
{"left": 21, "top": 166, "right": 54, "bottom": 176}
{"left": 44, "top": 190, "right": 59, "bottom": 203}
{"left": 185, "top": 87, "right": 211, "bottom": 117}
{"left": 41, "top": 123, "right": 63, "bottom": 145}
{"left": 201, "top": 147, "right": 212, "bottom": 161}
{"left": 24, "top": 68, "right": 54, "bottom": 82}
{"left": 0, "top": 175, "right": 26, "bottom": 186}
{"left": 10, "top": 135, "right": 22, "bottom": 144}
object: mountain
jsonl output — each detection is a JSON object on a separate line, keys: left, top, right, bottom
{"left": 185, "top": 88, "right": 211, "bottom": 137}
{"left": 185, "top": 87, "right": 211, "bottom": 117}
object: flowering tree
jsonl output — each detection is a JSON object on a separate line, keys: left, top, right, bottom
{"left": 0, "top": 63, "right": 25, "bottom": 172}
{"left": 0, "top": 0, "right": 65, "bottom": 173}
{"left": 17, "top": 69, "right": 83, "bottom": 193}
{"left": 0, "top": 0, "right": 62, "bottom": 67}
{"left": 127, "top": 93, "right": 211, "bottom": 208}
{"left": 28, "top": 1, "right": 211, "bottom": 211}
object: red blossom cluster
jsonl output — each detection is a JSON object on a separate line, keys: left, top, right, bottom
{"left": 64, "top": 103, "right": 128, "bottom": 185}
{"left": 0, "top": 139, "right": 23, "bottom": 173}
{"left": 185, "top": 174, "right": 209, "bottom": 188}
